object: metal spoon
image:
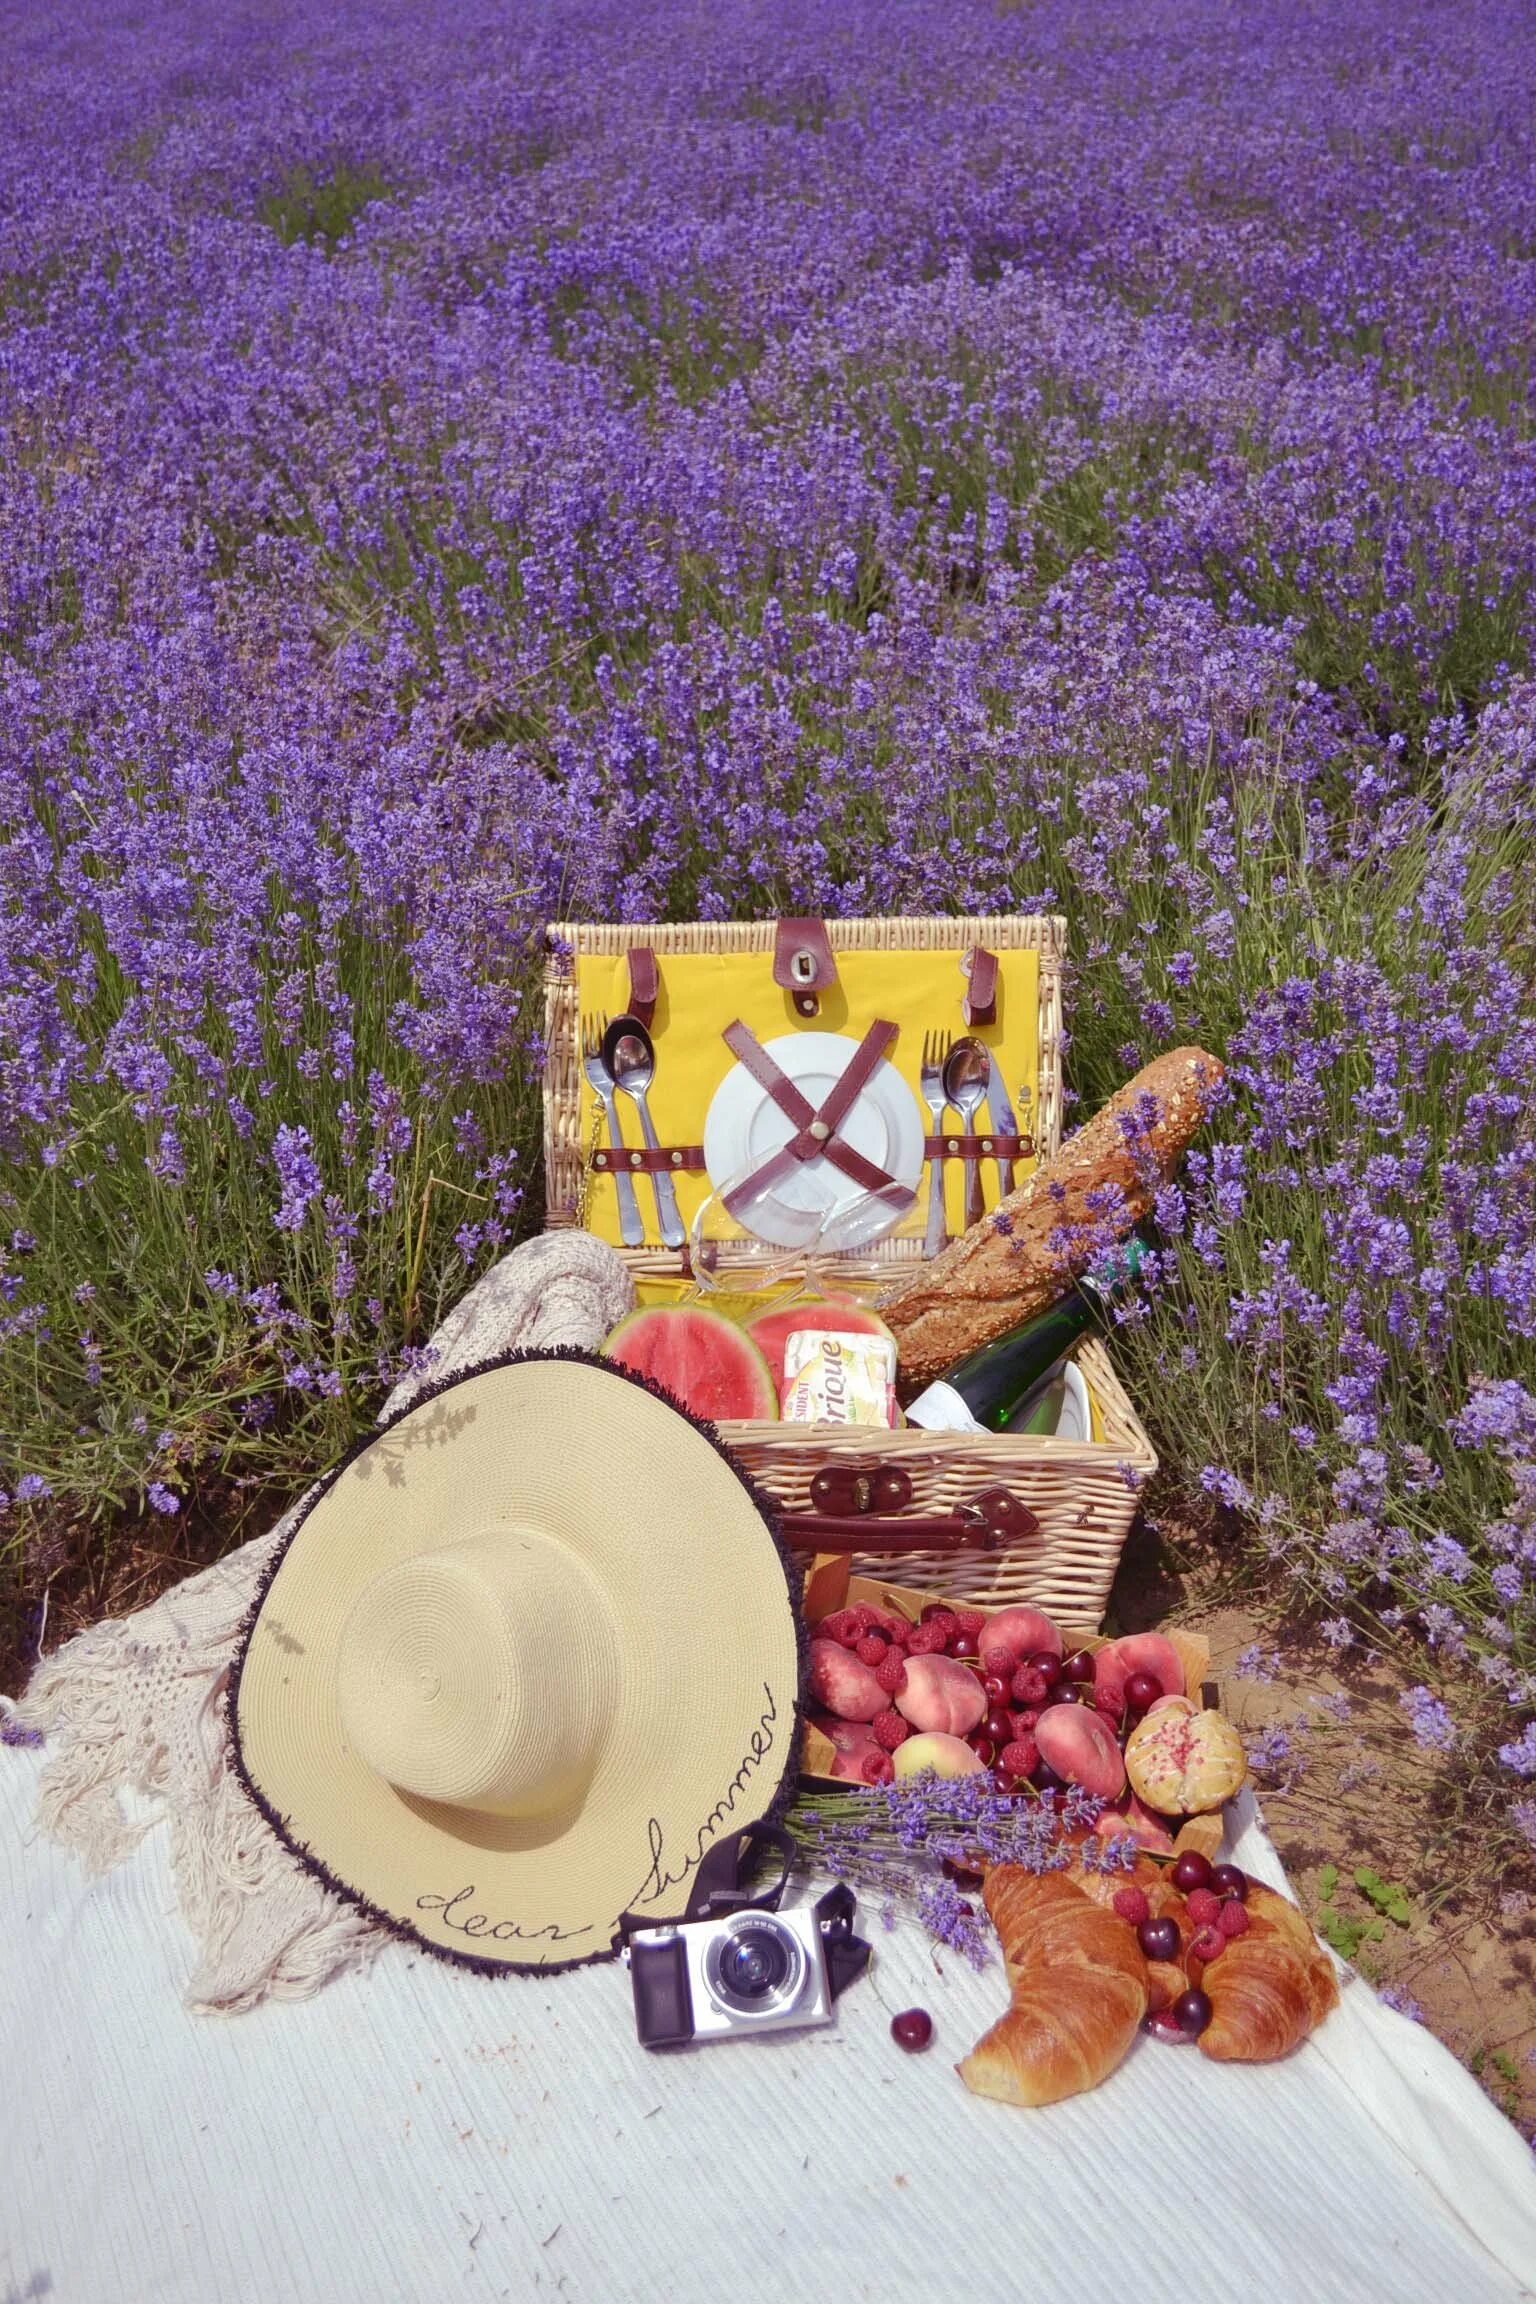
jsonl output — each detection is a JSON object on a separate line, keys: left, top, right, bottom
{"left": 602, "top": 1014, "right": 686, "bottom": 1250}
{"left": 942, "top": 1036, "right": 992, "bottom": 1231}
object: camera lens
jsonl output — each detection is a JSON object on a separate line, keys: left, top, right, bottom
{"left": 703, "top": 1915, "right": 806, "bottom": 2018}
{"left": 719, "top": 1925, "right": 791, "bottom": 2000}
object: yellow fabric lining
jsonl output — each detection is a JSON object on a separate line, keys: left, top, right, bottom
{"left": 575, "top": 944, "right": 1039, "bottom": 1250}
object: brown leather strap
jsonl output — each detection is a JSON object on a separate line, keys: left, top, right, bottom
{"left": 963, "top": 945, "right": 998, "bottom": 1027}
{"left": 773, "top": 918, "right": 838, "bottom": 1017}
{"left": 626, "top": 945, "right": 658, "bottom": 1028}
{"left": 592, "top": 1144, "right": 706, "bottom": 1174}
{"left": 923, "top": 1132, "right": 1033, "bottom": 1159}
{"left": 719, "top": 1020, "right": 902, "bottom": 1211}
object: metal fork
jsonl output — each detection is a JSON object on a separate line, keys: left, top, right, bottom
{"left": 581, "top": 1013, "right": 645, "bottom": 1248}
{"left": 919, "top": 1030, "right": 952, "bottom": 1259}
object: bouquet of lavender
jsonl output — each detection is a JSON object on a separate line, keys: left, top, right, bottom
{"left": 787, "top": 1777, "right": 1134, "bottom": 1968}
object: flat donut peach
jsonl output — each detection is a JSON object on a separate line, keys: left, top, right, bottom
{"left": 977, "top": 1607, "right": 1063, "bottom": 1673}
{"left": 1092, "top": 1633, "right": 1185, "bottom": 1716}
{"left": 1125, "top": 1703, "right": 1247, "bottom": 1814}
{"left": 808, "top": 1637, "right": 887, "bottom": 1723}
{"left": 895, "top": 1653, "right": 987, "bottom": 1738}
{"left": 1035, "top": 1702, "right": 1127, "bottom": 1801}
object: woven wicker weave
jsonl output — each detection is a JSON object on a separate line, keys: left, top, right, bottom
{"left": 543, "top": 917, "right": 1156, "bottom": 1622}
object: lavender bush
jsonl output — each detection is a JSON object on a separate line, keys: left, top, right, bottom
{"left": 1, "top": 0, "right": 1532, "bottom": 1836}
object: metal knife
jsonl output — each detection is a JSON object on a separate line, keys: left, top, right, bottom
{"left": 985, "top": 1054, "right": 1017, "bottom": 1197}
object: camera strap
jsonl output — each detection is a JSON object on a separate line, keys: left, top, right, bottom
{"left": 611, "top": 1819, "right": 797, "bottom": 1953}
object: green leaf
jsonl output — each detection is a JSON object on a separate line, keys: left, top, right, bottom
{"left": 1355, "top": 1867, "right": 1413, "bottom": 1926}
{"left": 1317, "top": 1863, "right": 1339, "bottom": 1903}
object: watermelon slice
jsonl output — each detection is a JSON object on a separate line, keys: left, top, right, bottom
{"left": 743, "top": 1296, "right": 895, "bottom": 1389}
{"left": 603, "top": 1304, "right": 779, "bottom": 1422}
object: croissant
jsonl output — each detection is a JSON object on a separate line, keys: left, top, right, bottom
{"left": 1194, "top": 1883, "right": 1339, "bottom": 2061}
{"left": 958, "top": 1868, "right": 1150, "bottom": 2107}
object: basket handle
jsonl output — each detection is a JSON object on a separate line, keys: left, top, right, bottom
{"left": 781, "top": 1484, "right": 1040, "bottom": 1554}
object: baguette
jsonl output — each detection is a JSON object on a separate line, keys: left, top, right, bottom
{"left": 882, "top": 1047, "right": 1223, "bottom": 1387}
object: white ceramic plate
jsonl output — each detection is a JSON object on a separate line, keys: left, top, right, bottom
{"left": 702, "top": 1031, "right": 924, "bottom": 1251}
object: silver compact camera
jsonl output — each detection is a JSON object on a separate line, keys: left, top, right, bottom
{"left": 627, "top": 1903, "right": 836, "bottom": 2048}
{"left": 619, "top": 1831, "right": 871, "bottom": 2052}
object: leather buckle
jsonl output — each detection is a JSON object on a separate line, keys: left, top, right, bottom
{"left": 808, "top": 1462, "right": 913, "bottom": 1517}
{"left": 957, "top": 1486, "right": 1040, "bottom": 1545}
{"left": 773, "top": 917, "right": 838, "bottom": 1018}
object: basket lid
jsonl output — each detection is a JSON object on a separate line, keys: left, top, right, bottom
{"left": 542, "top": 914, "right": 1066, "bottom": 1282}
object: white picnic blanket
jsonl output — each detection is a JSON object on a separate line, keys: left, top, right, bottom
{"left": 4, "top": 1757, "right": 1534, "bottom": 2304}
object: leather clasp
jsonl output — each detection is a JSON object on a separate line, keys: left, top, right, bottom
{"left": 962, "top": 945, "right": 998, "bottom": 1027}
{"left": 626, "top": 945, "right": 658, "bottom": 1028}
{"left": 774, "top": 917, "right": 838, "bottom": 1018}
{"left": 808, "top": 1462, "right": 913, "bottom": 1517}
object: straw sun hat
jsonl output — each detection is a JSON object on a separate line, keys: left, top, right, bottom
{"left": 230, "top": 1351, "right": 805, "bottom": 1973}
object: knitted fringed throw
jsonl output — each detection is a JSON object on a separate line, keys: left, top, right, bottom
{"left": 9, "top": 1233, "right": 635, "bottom": 2015}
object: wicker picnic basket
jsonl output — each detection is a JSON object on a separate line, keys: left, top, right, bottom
{"left": 543, "top": 916, "right": 1156, "bottom": 1624}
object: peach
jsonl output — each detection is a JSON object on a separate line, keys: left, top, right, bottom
{"left": 808, "top": 1636, "right": 887, "bottom": 1723}
{"left": 894, "top": 1653, "right": 987, "bottom": 1737}
{"left": 1092, "top": 1633, "right": 1185, "bottom": 1715}
{"left": 808, "top": 1713, "right": 881, "bottom": 1782}
{"left": 891, "top": 1731, "right": 986, "bottom": 1781}
{"left": 1035, "top": 1702, "right": 1127, "bottom": 1801}
{"left": 976, "top": 1607, "right": 1063, "bottom": 1674}
{"left": 1093, "top": 1795, "right": 1176, "bottom": 1855}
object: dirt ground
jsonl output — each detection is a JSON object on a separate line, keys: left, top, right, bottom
{"left": 6, "top": 1486, "right": 1535, "bottom": 2139}
{"left": 1107, "top": 1505, "right": 1536, "bottom": 2138}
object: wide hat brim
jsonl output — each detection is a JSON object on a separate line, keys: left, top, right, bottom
{"left": 230, "top": 1349, "right": 805, "bottom": 1974}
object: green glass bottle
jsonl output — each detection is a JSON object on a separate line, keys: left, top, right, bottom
{"left": 904, "top": 1238, "right": 1147, "bottom": 1435}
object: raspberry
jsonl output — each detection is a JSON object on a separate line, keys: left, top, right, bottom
{"left": 1218, "top": 1899, "right": 1251, "bottom": 1938}
{"left": 875, "top": 1651, "right": 908, "bottom": 1696}
{"left": 1188, "top": 1925, "right": 1225, "bottom": 1964}
{"left": 851, "top": 1603, "right": 882, "bottom": 1632}
{"left": 1011, "top": 1707, "right": 1040, "bottom": 1734}
{"left": 1185, "top": 1887, "right": 1223, "bottom": 1928}
{"left": 1011, "top": 1665, "right": 1051, "bottom": 1706}
{"left": 906, "top": 1624, "right": 946, "bottom": 1656}
{"left": 822, "top": 1609, "right": 862, "bottom": 1647}
{"left": 998, "top": 1736, "right": 1038, "bottom": 1779}
{"left": 956, "top": 1609, "right": 986, "bottom": 1639}
{"left": 860, "top": 1750, "right": 894, "bottom": 1785}
{"left": 1112, "top": 1886, "right": 1151, "bottom": 1926}
{"left": 855, "top": 1634, "right": 888, "bottom": 1667}
{"left": 871, "top": 1708, "right": 910, "bottom": 1751}
{"left": 919, "top": 1607, "right": 958, "bottom": 1637}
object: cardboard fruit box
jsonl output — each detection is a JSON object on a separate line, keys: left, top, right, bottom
{"left": 799, "top": 1559, "right": 1216, "bottom": 1853}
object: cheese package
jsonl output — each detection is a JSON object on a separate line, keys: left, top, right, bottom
{"left": 779, "top": 1329, "right": 898, "bottom": 1427}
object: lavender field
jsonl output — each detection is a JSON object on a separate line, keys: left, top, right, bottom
{"left": 1, "top": 0, "right": 1533, "bottom": 1837}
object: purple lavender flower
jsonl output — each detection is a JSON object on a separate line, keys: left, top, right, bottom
{"left": 1400, "top": 1687, "right": 1458, "bottom": 1753}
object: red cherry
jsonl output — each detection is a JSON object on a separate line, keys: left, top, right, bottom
{"left": 947, "top": 1629, "right": 977, "bottom": 1658}
{"left": 971, "top": 1738, "right": 997, "bottom": 1767}
{"left": 982, "top": 1675, "right": 1009, "bottom": 1704}
{"left": 1143, "top": 2010, "right": 1193, "bottom": 2044}
{"left": 941, "top": 1859, "right": 984, "bottom": 1890}
{"left": 1060, "top": 1648, "right": 1096, "bottom": 1684}
{"left": 1137, "top": 1916, "right": 1180, "bottom": 1962}
{"left": 984, "top": 1708, "right": 1013, "bottom": 1746}
{"left": 891, "top": 2008, "right": 934, "bottom": 2052}
{"left": 1210, "top": 1864, "right": 1248, "bottom": 1901}
{"left": 1026, "top": 1650, "right": 1066, "bottom": 1688}
{"left": 1124, "top": 1670, "right": 1164, "bottom": 1713}
{"left": 1171, "top": 1850, "right": 1214, "bottom": 1893}
{"left": 1049, "top": 1683, "right": 1081, "bottom": 1705}
{"left": 1172, "top": 1988, "right": 1213, "bottom": 2038}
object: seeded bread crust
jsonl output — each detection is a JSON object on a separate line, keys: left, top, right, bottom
{"left": 882, "top": 1046, "right": 1224, "bottom": 1389}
